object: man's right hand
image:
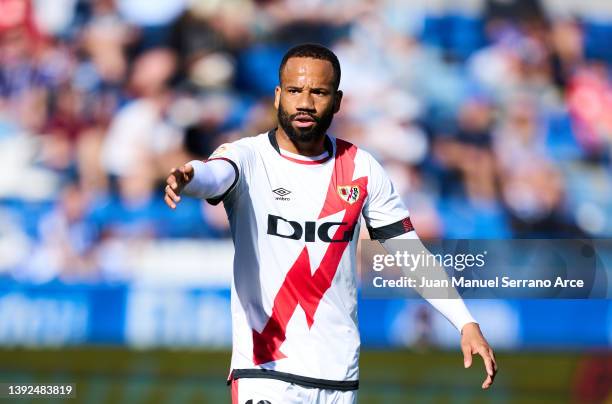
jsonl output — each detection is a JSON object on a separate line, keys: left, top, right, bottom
{"left": 164, "top": 163, "right": 194, "bottom": 209}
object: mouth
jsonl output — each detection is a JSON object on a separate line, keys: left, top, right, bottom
{"left": 293, "top": 114, "right": 316, "bottom": 129}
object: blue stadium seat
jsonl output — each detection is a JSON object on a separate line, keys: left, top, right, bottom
{"left": 545, "top": 111, "right": 584, "bottom": 161}
{"left": 438, "top": 196, "right": 511, "bottom": 238}
{"left": 584, "top": 22, "right": 612, "bottom": 63}
{"left": 235, "top": 45, "right": 286, "bottom": 97}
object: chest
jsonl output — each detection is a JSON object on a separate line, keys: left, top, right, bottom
{"left": 250, "top": 157, "right": 335, "bottom": 220}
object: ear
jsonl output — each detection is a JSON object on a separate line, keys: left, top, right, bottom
{"left": 333, "top": 90, "right": 343, "bottom": 114}
{"left": 274, "top": 86, "right": 281, "bottom": 110}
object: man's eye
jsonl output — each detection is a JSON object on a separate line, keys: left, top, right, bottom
{"left": 288, "top": 89, "right": 299, "bottom": 93}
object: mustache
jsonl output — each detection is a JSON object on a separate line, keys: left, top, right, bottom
{"left": 290, "top": 112, "right": 319, "bottom": 122}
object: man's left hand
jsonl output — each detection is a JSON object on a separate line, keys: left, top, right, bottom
{"left": 461, "top": 322, "right": 497, "bottom": 390}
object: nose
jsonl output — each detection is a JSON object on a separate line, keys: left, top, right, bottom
{"left": 296, "top": 91, "right": 315, "bottom": 111}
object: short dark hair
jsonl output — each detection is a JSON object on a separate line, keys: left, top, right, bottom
{"left": 278, "top": 43, "right": 341, "bottom": 90}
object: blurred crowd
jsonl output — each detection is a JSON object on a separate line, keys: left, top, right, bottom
{"left": 1, "top": 0, "right": 612, "bottom": 282}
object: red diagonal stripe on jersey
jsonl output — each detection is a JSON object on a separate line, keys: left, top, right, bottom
{"left": 318, "top": 140, "right": 358, "bottom": 220}
{"left": 252, "top": 139, "right": 368, "bottom": 365}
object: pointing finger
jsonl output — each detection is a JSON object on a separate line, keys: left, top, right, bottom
{"left": 165, "top": 185, "right": 180, "bottom": 203}
{"left": 462, "top": 344, "right": 472, "bottom": 369}
{"left": 164, "top": 194, "right": 176, "bottom": 209}
{"left": 169, "top": 168, "right": 180, "bottom": 189}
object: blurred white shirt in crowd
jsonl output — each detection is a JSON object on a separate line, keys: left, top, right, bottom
{"left": 117, "top": 0, "right": 186, "bottom": 26}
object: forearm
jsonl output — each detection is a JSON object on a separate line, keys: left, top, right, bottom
{"left": 424, "top": 298, "right": 476, "bottom": 332}
{"left": 182, "top": 159, "right": 236, "bottom": 199}
{"left": 380, "top": 231, "right": 477, "bottom": 333}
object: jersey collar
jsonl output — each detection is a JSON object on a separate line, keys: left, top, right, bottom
{"left": 268, "top": 128, "right": 334, "bottom": 165}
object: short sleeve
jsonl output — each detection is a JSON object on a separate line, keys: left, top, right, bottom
{"left": 361, "top": 153, "right": 414, "bottom": 240}
{"left": 205, "top": 140, "right": 253, "bottom": 205}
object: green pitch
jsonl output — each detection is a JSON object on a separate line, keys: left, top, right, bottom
{"left": 0, "top": 348, "right": 602, "bottom": 403}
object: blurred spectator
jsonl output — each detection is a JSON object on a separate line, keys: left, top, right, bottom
{"left": 494, "top": 95, "right": 575, "bottom": 236}
{"left": 567, "top": 63, "right": 612, "bottom": 155}
{"left": 101, "top": 47, "right": 183, "bottom": 179}
{"left": 549, "top": 19, "right": 584, "bottom": 90}
{"left": 117, "top": 0, "right": 186, "bottom": 49}
{"left": 23, "top": 181, "right": 97, "bottom": 282}
{"left": 435, "top": 97, "right": 496, "bottom": 202}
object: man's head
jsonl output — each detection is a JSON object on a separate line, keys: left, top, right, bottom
{"left": 275, "top": 43, "right": 343, "bottom": 143}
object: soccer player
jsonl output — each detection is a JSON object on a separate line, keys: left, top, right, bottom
{"left": 164, "top": 43, "right": 497, "bottom": 403}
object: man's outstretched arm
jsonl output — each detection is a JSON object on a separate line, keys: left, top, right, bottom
{"left": 164, "top": 159, "right": 236, "bottom": 208}
{"left": 380, "top": 232, "right": 498, "bottom": 389}
{"left": 360, "top": 151, "right": 497, "bottom": 389}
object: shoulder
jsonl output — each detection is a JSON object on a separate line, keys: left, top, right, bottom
{"left": 208, "top": 133, "right": 267, "bottom": 160}
{"left": 233, "top": 133, "right": 267, "bottom": 148}
{"left": 221, "top": 133, "right": 264, "bottom": 150}
{"left": 331, "top": 136, "right": 381, "bottom": 172}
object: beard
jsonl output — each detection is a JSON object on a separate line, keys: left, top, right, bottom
{"left": 277, "top": 102, "right": 334, "bottom": 143}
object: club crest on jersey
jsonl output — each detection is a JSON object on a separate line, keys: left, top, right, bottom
{"left": 337, "top": 185, "right": 361, "bottom": 204}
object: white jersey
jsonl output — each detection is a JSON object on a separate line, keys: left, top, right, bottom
{"left": 208, "top": 130, "right": 414, "bottom": 390}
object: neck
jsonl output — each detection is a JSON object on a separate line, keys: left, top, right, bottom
{"left": 275, "top": 127, "right": 327, "bottom": 156}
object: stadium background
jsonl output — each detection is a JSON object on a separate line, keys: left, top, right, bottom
{"left": 0, "top": 0, "right": 610, "bottom": 402}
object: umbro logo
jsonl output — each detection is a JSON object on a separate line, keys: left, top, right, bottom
{"left": 272, "top": 187, "right": 291, "bottom": 201}
{"left": 273, "top": 188, "right": 291, "bottom": 196}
